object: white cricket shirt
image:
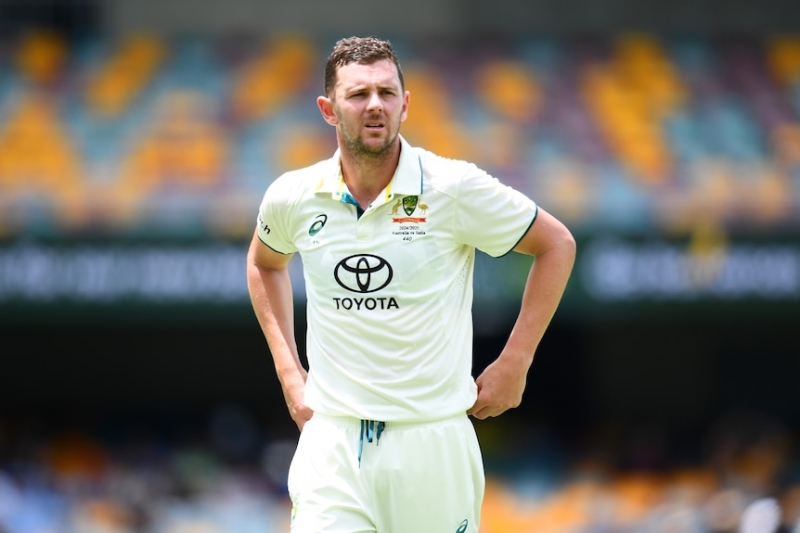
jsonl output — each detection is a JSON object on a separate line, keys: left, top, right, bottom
{"left": 256, "top": 136, "right": 538, "bottom": 422}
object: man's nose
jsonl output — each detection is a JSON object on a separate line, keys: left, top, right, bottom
{"left": 366, "top": 91, "right": 383, "bottom": 111}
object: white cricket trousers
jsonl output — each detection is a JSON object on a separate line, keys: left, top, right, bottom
{"left": 287, "top": 412, "right": 485, "bottom": 533}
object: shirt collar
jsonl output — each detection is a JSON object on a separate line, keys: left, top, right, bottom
{"left": 315, "top": 135, "right": 423, "bottom": 200}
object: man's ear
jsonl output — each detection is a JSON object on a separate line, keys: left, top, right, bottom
{"left": 317, "top": 96, "right": 338, "bottom": 126}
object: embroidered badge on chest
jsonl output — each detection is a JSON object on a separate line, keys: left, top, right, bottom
{"left": 390, "top": 196, "right": 428, "bottom": 242}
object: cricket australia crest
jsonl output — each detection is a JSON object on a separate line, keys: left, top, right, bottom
{"left": 402, "top": 196, "right": 418, "bottom": 216}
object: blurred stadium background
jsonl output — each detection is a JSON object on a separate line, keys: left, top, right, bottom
{"left": 1, "top": 0, "right": 800, "bottom": 530}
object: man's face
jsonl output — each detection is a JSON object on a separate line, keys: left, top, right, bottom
{"left": 329, "top": 59, "right": 409, "bottom": 157}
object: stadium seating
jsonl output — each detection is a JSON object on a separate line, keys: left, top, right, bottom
{"left": 0, "top": 404, "right": 797, "bottom": 532}
{"left": 1, "top": 31, "right": 799, "bottom": 237}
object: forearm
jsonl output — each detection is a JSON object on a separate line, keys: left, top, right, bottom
{"left": 246, "top": 261, "right": 306, "bottom": 388}
{"left": 503, "top": 240, "right": 576, "bottom": 366}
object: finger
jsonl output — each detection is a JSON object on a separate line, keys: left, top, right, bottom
{"left": 469, "top": 406, "right": 492, "bottom": 420}
{"left": 467, "top": 398, "right": 487, "bottom": 416}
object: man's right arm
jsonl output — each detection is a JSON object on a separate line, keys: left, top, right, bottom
{"left": 246, "top": 228, "right": 313, "bottom": 430}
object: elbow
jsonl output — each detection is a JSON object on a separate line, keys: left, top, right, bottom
{"left": 557, "top": 227, "right": 577, "bottom": 274}
{"left": 563, "top": 227, "right": 577, "bottom": 262}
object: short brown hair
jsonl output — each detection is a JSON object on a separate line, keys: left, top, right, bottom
{"left": 323, "top": 36, "right": 405, "bottom": 97}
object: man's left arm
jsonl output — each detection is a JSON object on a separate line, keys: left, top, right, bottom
{"left": 468, "top": 207, "right": 576, "bottom": 419}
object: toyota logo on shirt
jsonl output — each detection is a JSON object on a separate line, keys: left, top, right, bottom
{"left": 334, "top": 254, "right": 393, "bottom": 293}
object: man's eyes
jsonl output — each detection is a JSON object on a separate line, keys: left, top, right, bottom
{"left": 348, "top": 90, "right": 395, "bottom": 98}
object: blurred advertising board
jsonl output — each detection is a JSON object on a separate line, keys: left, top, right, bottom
{"left": 0, "top": 232, "right": 798, "bottom": 327}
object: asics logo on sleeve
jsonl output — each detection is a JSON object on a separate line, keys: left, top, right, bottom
{"left": 456, "top": 519, "right": 469, "bottom": 533}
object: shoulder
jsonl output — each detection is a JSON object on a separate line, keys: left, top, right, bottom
{"left": 266, "top": 158, "right": 335, "bottom": 202}
{"left": 413, "top": 146, "right": 484, "bottom": 195}
{"left": 413, "top": 146, "right": 503, "bottom": 202}
{"left": 415, "top": 146, "right": 478, "bottom": 177}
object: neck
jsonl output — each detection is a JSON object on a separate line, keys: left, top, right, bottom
{"left": 339, "top": 138, "right": 401, "bottom": 210}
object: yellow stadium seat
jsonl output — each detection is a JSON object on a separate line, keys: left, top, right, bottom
{"left": 475, "top": 59, "right": 541, "bottom": 123}
{"left": 106, "top": 90, "right": 229, "bottom": 217}
{"left": 15, "top": 30, "right": 67, "bottom": 86}
{"left": 85, "top": 33, "right": 166, "bottom": 116}
{"left": 766, "top": 34, "right": 800, "bottom": 86}
{"left": 230, "top": 34, "right": 315, "bottom": 122}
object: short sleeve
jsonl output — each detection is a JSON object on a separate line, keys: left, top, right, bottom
{"left": 453, "top": 165, "right": 538, "bottom": 257}
{"left": 256, "top": 178, "right": 298, "bottom": 255}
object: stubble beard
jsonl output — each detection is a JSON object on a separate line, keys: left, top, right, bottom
{"left": 339, "top": 115, "right": 400, "bottom": 162}
{"left": 344, "top": 133, "right": 394, "bottom": 160}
